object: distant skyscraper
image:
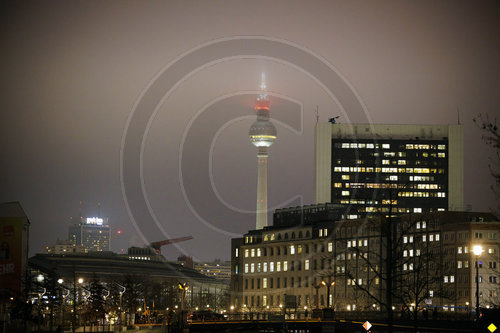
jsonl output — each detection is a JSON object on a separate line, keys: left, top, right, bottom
{"left": 315, "top": 123, "right": 464, "bottom": 218}
{"left": 249, "top": 73, "right": 277, "bottom": 229}
{"left": 68, "top": 217, "right": 110, "bottom": 252}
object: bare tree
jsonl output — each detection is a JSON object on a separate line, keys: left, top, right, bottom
{"left": 473, "top": 114, "right": 500, "bottom": 215}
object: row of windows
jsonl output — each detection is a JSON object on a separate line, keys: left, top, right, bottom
{"left": 336, "top": 143, "right": 446, "bottom": 150}
{"left": 334, "top": 167, "right": 446, "bottom": 174}
{"left": 336, "top": 182, "right": 442, "bottom": 190}
{"left": 244, "top": 259, "right": 312, "bottom": 274}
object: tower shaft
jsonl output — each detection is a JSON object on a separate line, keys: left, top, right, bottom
{"left": 256, "top": 147, "right": 269, "bottom": 230}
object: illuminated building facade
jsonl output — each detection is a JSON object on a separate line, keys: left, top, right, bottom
{"left": 230, "top": 207, "right": 499, "bottom": 315}
{"left": 315, "top": 123, "right": 464, "bottom": 218}
{"left": 68, "top": 217, "right": 110, "bottom": 252}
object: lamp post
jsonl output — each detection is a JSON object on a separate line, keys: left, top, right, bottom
{"left": 472, "top": 245, "right": 483, "bottom": 323}
{"left": 321, "top": 279, "right": 335, "bottom": 308}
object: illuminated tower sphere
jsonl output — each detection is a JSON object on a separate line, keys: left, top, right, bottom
{"left": 249, "top": 73, "right": 277, "bottom": 230}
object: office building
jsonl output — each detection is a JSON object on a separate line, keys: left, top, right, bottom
{"left": 315, "top": 123, "right": 464, "bottom": 218}
{"left": 230, "top": 206, "right": 498, "bottom": 316}
{"left": 46, "top": 239, "right": 85, "bottom": 254}
{"left": 68, "top": 217, "right": 110, "bottom": 252}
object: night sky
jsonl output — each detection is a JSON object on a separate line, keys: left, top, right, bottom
{"left": 1, "top": 1, "right": 499, "bottom": 262}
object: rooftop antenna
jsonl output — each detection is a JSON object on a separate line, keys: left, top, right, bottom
{"left": 98, "top": 202, "right": 101, "bottom": 218}
{"left": 457, "top": 107, "right": 461, "bottom": 125}
{"left": 315, "top": 106, "right": 319, "bottom": 123}
{"left": 79, "top": 200, "right": 83, "bottom": 223}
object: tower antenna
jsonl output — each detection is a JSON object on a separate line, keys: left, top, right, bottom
{"left": 315, "top": 106, "right": 319, "bottom": 123}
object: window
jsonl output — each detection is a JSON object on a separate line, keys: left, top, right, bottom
{"left": 458, "top": 247, "right": 462, "bottom": 254}
{"left": 444, "top": 276, "right": 449, "bottom": 283}
{"left": 251, "top": 249, "right": 255, "bottom": 257}
{"left": 277, "top": 262, "right": 281, "bottom": 272}
{"left": 305, "top": 259, "right": 310, "bottom": 270}
{"left": 342, "top": 191, "right": 350, "bottom": 196}
{"left": 235, "top": 248, "right": 239, "bottom": 257}
{"left": 245, "top": 249, "right": 249, "bottom": 257}
{"left": 457, "top": 261, "right": 462, "bottom": 269}
{"left": 270, "top": 262, "right": 274, "bottom": 272}
{"left": 328, "top": 242, "right": 333, "bottom": 252}
{"left": 283, "top": 261, "right": 288, "bottom": 271}
{"left": 263, "top": 278, "right": 267, "bottom": 289}
{"left": 250, "top": 263, "right": 255, "bottom": 273}
{"left": 489, "top": 248, "right": 495, "bottom": 254}
{"left": 290, "top": 245, "right": 295, "bottom": 255}
{"left": 257, "top": 248, "right": 261, "bottom": 257}
{"left": 263, "top": 262, "right": 268, "bottom": 272}
{"left": 245, "top": 264, "right": 249, "bottom": 273}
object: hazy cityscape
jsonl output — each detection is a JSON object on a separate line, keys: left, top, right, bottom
{"left": 1, "top": 1, "right": 499, "bottom": 332}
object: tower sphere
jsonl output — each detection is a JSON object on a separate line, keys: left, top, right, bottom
{"left": 249, "top": 120, "right": 277, "bottom": 147}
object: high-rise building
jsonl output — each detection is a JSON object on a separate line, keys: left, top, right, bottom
{"left": 249, "top": 73, "right": 277, "bottom": 229}
{"left": 315, "top": 123, "right": 464, "bottom": 218}
{"left": 68, "top": 217, "right": 110, "bottom": 252}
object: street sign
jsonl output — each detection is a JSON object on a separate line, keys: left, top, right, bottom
{"left": 363, "top": 321, "right": 372, "bottom": 331}
{"left": 488, "top": 323, "right": 497, "bottom": 332}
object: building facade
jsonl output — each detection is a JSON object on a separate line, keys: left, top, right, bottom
{"left": 46, "top": 239, "right": 85, "bottom": 254}
{"left": 68, "top": 217, "right": 111, "bottom": 252}
{"left": 230, "top": 207, "right": 499, "bottom": 316}
{"left": 315, "top": 123, "right": 464, "bottom": 218}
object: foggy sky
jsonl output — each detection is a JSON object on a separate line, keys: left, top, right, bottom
{"left": 1, "top": 1, "right": 499, "bottom": 262}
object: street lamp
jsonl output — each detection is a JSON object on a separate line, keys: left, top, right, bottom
{"left": 321, "top": 279, "right": 335, "bottom": 308}
{"left": 472, "top": 245, "right": 483, "bottom": 322}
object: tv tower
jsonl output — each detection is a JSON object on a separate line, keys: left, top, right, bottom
{"left": 249, "top": 73, "right": 277, "bottom": 230}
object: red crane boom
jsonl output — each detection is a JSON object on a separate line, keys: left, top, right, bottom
{"left": 149, "top": 236, "right": 193, "bottom": 254}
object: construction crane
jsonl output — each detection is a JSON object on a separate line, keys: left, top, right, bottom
{"left": 149, "top": 236, "right": 193, "bottom": 254}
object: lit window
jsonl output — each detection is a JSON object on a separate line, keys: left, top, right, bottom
{"left": 305, "top": 260, "right": 310, "bottom": 270}
{"left": 235, "top": 248, "right": 239, "bottom": 257}
{"left": 450, "top": 276, "right": 455, "bottom": 283}
{"left": 263, "top": 262, "right": 268, "bottom": 272}
{"left": 464, "top": 246, "right": 469, "bottom": 254}
{"left": 283, "top": 261, "right": 288, "bottom": 271}
{"left": 245, "top": 249, "right": 249, "bottom": 257}
{"left": 328, "top": 242, "right": 333, "bottom": 252}
{"left": 435, "top": 234, "right": 440, "bottom": 241}
{"left": 403, "top": 250, "right": 408, "bottom": 257}
{"left": 251, "top": 249, "right": 255, "bottom": 257}
{"left": 429, "top": 235, "right": 434, "bottom": 242}
{"left": 270, "top": 262, "right": 274, "bottom": 272}
{"left": 404, "top": 236, "right": 408, "bottom": 244}
{"left": 457, "top": 261, "right": 462, "bottom": 268}
{"left": 342, "top": 175, "right": 350, "bottom": 180}
{"left": 458, "top": 247, "right": 462, "bottom": 254}
{"left": 334, "top": 183, "right": 342, "bottom": 188}
{"left": 277, "top": 262, "right": 281, "bottom": 272}
{"left": 250, "top": 263, "right": 254, "bottom": 273}
{"left": 444, "top": 276, "right": 448, "bottom": 283}
{"left": 342, "top": 191, "right": 350, "bottom": 196}
{"left": 263, "top": 278, "right": 267, "bottom": 288}
{"left": 290, "top": 245, "right": 295, "bottom": 255}
{"left": 489, "top": 248, "right": 495, "bottom": 254}
{"left": 257, "top": 248, "right": 261, "bottom": 257}
{"left": 414, "top": 208, "right": 422, "bottom": 213}
{"left": 382, "top": 144, "right": 390, "bottom": 149}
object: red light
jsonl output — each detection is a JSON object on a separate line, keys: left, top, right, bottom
{"left": 117, "top": 230, "right": 121, "bottom": 234}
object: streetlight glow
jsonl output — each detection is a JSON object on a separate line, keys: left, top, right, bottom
{"left": 472, "top": 245, "right": 483, "bottom": 256}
